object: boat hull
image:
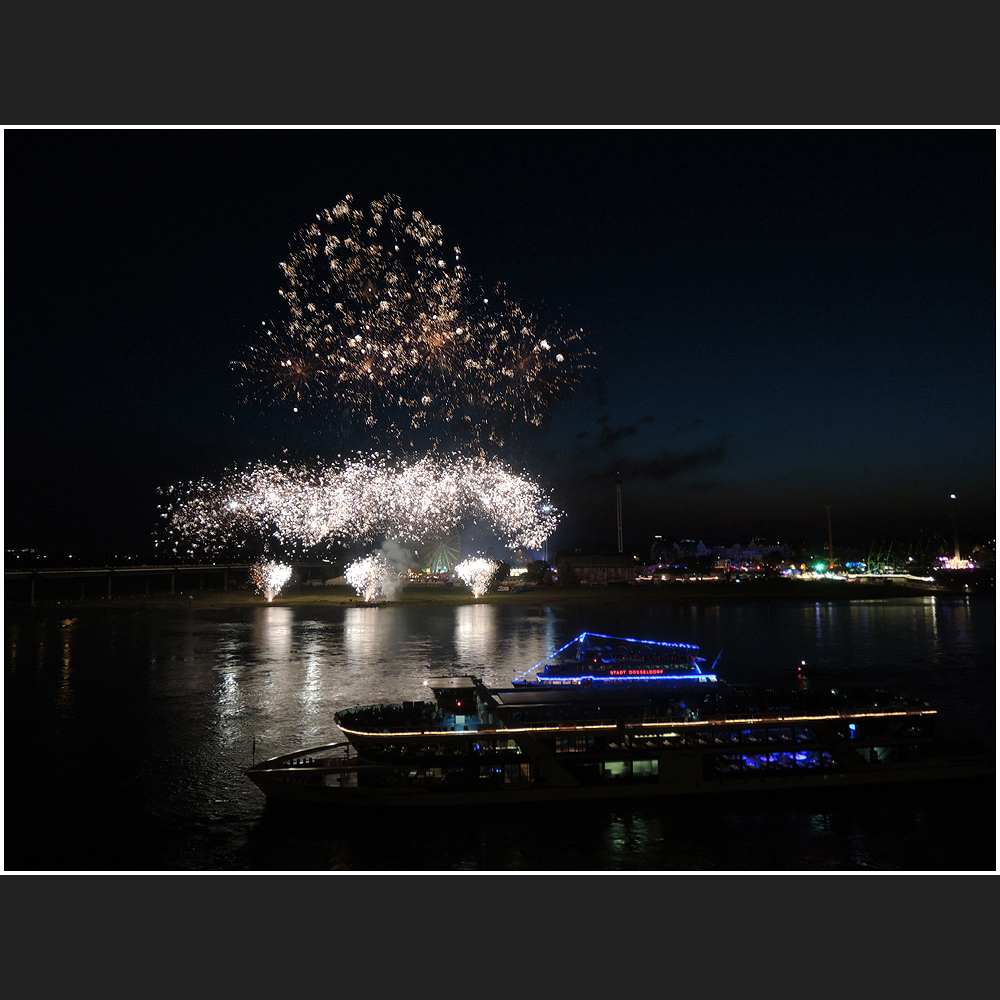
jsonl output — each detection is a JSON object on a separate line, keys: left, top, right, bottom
{"left": 247, "top": 754, "right": 992, "bottom": 808}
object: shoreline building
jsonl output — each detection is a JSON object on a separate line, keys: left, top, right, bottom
{"left": 558, "top": 554, "right": 636, "bottom": 586}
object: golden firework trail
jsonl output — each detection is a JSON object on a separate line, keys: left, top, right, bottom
{"left": 235, "top": 194, "right": 592, "bottom": 449}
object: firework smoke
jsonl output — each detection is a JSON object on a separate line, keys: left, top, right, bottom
{"left": 345, "top": 541, "right": 414, "bottom": 601}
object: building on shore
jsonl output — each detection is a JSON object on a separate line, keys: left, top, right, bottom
{"left": 557, "top": 554, "right": 637, "bottom": 586}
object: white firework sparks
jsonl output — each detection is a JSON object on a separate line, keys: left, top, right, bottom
{"left": 157, "top": 452, "right": 560, "bottom": 559}
{"left": 454, "top": 557, "right": 501, "bottom": 599}
{"left": 345, "top": 553, "right": 392, "bottom": 602}
{"left": 250, "top": 559, "right": 293, "bottom": 602}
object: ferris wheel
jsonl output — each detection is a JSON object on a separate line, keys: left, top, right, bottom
{"left": 428, "top": 532, "right": 462, "bottom": 573}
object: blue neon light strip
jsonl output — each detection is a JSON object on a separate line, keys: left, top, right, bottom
{"left": 512, "top": 631, "right": 702, "bottom": 683}
{"left": 581, "top": 631, "right": 700, "bottom": 650}
{"left": 513, "top": 633, "right": 586, "bottom": 682}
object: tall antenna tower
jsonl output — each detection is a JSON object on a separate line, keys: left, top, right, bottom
{"left": 950, "top": 494, "right": 960, "bottom": 561}
{"left": 616, "top": 473, "right": 623, "bottom": 554}
{"left": 827, "top": 506, "right": 834, "bottom": 569}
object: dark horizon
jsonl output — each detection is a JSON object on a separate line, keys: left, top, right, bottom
{"left": 5, "top": 130, "right": 994, "bottom": 560}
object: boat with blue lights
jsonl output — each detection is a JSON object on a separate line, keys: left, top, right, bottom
{"left": 246, "top": 632, "right": 992, "bottom": 806}
{"left": 511, "top": 631, "right": 719, "bottom": 688}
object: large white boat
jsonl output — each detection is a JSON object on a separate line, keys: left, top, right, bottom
{"left": 246, "top": 632, "right": 991, "bottom": 806}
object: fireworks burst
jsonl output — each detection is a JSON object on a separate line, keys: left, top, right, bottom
{"left": 236, "top": 193, "right": 591, "bottom": 448}
{"left": 345, "top": 553, "right": 392, "bottom": 602}
{"left": 250, "top": 559, "right": 293, "bottom": 602}
{"left": 454, "top": 557, "right": 502, "bottom": 599}
{"left": 157, "top": 452, "right": 561, "bottom": 559}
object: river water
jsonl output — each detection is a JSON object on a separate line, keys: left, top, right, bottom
{"left": 5, "top": 593, "right": 994, "bottom": 871}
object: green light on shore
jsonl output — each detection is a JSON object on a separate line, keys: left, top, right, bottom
{"left": 814, "top": 562, "right": 826, "bottom": 572}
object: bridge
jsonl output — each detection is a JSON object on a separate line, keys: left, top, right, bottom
{"left": 4, "top": 562, "right": 333, "bottom": 604}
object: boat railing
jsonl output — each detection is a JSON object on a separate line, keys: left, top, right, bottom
{"left": 336, "top": 701, "right": 441, "bottom": 732}
{"left": 250, "top": 741, "right": 353, "bottom": 770}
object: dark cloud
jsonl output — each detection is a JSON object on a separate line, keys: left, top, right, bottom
{"left": 583, "top": 376, "right": 609, "bottom": 408}
{"left": 668, "top": 417, "right": 702, "bottom": 435}
{"left": 588, "top": 443, "right": 727, "bottom": 482}
{"left": 599, "top": 423, "right": 639, "bottom": 449}
{"left": 682, "top": 479, "right": 722, "bottom": 494}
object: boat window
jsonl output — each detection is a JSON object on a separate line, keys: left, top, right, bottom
{"left": 632, "top": 759, "right": 658, "bottom": 777}
{"left": 480, "top": 738, "right": 515, "bottom": 751}
{"left": 742, "top": 729, "right": 765, "bottom": 744}
{"left": 794, "top": 727, "right": 817, "bottom": 742}
{"left": 768, "top": 728, "right": 793, "bottom": 743}
{"left": 710, "top": 750, "right": 838, "bottom": 775}
{"left": 714, "top": 730, "right": 740, "bottom": 745}
{"left": 555, "top": 734, "right": 595, "bottom": 753}
{"left": 715, "top": 755, "right": 745, "bottom": 773}
{"left": 603, "top": 761, "right": 630, "bottom": 778}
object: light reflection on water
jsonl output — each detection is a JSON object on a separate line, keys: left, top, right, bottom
{"left": 252, "top": 605, "right": 294, "bottom": 665}
{"left": 5, "top": 594, "right": 994, "bottom": 871}
{"left": 454, "top": 602, "right": 497, "bottom": 668}
{"left": 59, "top": 625, "right": 75, "bottom": 719}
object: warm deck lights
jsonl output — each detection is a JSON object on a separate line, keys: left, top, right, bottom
{"left": 337, "top": 706, "right": 934, "bottom": 741}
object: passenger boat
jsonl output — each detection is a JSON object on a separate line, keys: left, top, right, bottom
{"left": 246, "top": 632, "right": 991, "bottom": 806}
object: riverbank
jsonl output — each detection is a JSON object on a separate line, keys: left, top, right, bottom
{"left": 6, "top": 577, "right": 967, "bottom": 614}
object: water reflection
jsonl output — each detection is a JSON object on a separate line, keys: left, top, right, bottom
{"left": 300, "top": 622, "right": 328, "bottom": 705}
{"left": 809, "top": 812, "right": 834, "bottom": 836}
{"left": 251, "top": 605, "right": 294, "bottom": 665}
{"left": 939, "top": 596, "right": 970, "bottom": 644}
{"left": 926, "top": 596, "right": 939, "bottom": 643}
{"left": 58, "top": 622, "right": 75, "bottom": 718}
{"left": 848, "top": 826, "right": 870, "bottom": 868}
{"left": 454, "top": 603, "right": 497, "bottom": 667}
{"left": 797, "top": 597, "right": 952, "bottom": 679}
{"left": 217, "top": 669, "right": 242, "bottom": 716}
{"left": 343, "top": 606, "right": 391, "bottom": 666}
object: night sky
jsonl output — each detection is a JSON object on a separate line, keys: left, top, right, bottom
{"left": 5, "top": 130, "right": 995, "bottom": 560}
